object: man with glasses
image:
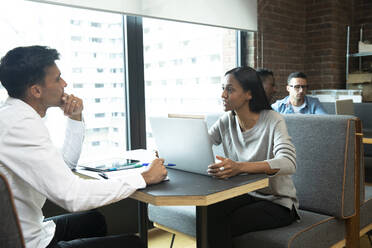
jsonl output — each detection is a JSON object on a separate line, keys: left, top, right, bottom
{"left": 271, "top": 72, "right": 327, "bottom": 114}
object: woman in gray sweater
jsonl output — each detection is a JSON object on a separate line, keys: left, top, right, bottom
{"left": 207, "top": 66, "right": 299, "bottom": 248}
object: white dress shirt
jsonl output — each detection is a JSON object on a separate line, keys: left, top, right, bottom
{"left": 0, "top": 97, "right": 146, "bottom": 248}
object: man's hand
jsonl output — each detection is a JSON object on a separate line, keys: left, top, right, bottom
{"left": 61, "top": 93, "right": 83, "bottom": 121}
{"left": 141, "top": 158, "right": 168, "bottom": 185}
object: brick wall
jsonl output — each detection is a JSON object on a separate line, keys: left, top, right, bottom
{"left": 255, "top": 0, "right": 306, "bottom": 100}
{"left": 249, "top": 0, "right": 371, "bottom": 99}
{"left": 305, "top": 0, "right": 353, "bottom": 90}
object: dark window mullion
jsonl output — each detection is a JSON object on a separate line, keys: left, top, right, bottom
{"left": 123, "top": 15, "right": 146, "bottom": 150}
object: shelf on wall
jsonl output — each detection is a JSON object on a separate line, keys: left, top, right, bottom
{"left": 349, "top": 52, "right": 372, "bottom": 57}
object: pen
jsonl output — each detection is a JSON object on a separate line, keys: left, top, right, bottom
{"left": 107, "top": 164, "right": 143, "bottom": 171}
{"left": 142, "top": 163, "right": 176, "bottom": 166}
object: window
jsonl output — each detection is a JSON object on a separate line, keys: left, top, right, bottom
{"left": 92, "top": 141, "right": 100, "bottom": 146}
{"left": 210, "top": 76, "right": 221, "bottom": 84}
{"left": 90, "top": 37, "right": 103, "bottom": 43}
{"left": 0, "top": 1, "right": 128, "bottom": 161}
{"left": 72, "top": 68, "right": 82, "bottom": 73}
{"left": 70, "top": 19, "right": 81, "bottom": 25}
{"left": 143, "top": 18, "right": 237, "bottom": 149}
{"left": 95, "top": 113, "right": 105, "bottom": 118}
{"left": 73, "top": 83, "right": 83, "bottom": 88}
{"left": 210, "top": 54, "right": 221, "bottom": 62}
{"left": 0, "top": 1, "right": 240, "bottom": 159}
{"left": 90, "top": 22, "right": 102, "bottom": 28}
{"left": 71, "top": 36, "right": 82, "bottom": 41}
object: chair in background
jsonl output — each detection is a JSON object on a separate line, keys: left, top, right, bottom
{"left": 0, "top": 173, "right": 25, "bottom": 248}
{"left": 335, "top": 99, "right": 355, "bottom": 115}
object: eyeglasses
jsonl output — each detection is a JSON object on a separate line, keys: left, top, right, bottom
{"left": 289, "top": 85, "right": 308, "bottom": 90}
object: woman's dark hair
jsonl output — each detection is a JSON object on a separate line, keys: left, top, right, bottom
{"left": 225, "top": 66, "right": 271, "bottom": 113}
{"left": 0, "top": 45, "right": 60, "bottom": 99}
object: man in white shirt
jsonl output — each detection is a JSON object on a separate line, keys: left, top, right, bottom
{"left": 0, "top": 46, "right": 167, "bottom": 248}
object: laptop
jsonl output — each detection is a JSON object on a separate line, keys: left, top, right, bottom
{"left": 335, "top": 99, "right": 354, "bottom": 115}
{"left": 149, "top": 116, "right": 215, "bottom": 176}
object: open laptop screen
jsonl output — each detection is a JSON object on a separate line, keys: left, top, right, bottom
{"left": 149, "top": 116, "right": 215, "bottom": 176}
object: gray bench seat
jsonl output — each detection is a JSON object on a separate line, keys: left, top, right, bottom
{"left": 149, "top": 205, "right": 345, "bottom": 248}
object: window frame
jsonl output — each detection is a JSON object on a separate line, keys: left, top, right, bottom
{"left": 124, "top": 16, "right": 242, "bottom": 150}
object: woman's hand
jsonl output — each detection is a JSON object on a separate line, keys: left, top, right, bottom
{"left": 207, "top": 155, "right": 241, "bottom": 179}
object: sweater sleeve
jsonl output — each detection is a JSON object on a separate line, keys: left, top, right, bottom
{"left": 208, "top": 116, "right": 224, "bottom": 146}
{"left": 266, "top": 116, "right": 297, "bottom": 176}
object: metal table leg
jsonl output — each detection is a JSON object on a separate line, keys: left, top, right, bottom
{"left": 138, "top": 201, "right": 148, "bottom": 248}
{"left": 196, "top": 206, "right": 208, "bottom": 248}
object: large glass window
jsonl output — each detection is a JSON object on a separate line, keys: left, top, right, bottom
{"left": 0, "top": 0, "right": 127, "bottom": 162}
{"left": 143, "top": 18, "right": 237, "bottom": 149}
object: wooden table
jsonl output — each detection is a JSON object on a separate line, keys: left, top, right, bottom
{"left": 130, "top": 168, "right": 268, "bottom": 248}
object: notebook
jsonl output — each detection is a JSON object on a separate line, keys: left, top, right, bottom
{"left": 78, "top": 158, "right": 141, "bottom": 172}
{"left": 149, "top": 116, "right": 215, "bottom": 176}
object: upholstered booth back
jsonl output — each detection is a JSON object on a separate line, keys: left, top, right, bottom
{"left": 283, "top": 114, "right": 359, "bottom": 218}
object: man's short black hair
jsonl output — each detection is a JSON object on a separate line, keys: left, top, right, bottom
{"left": 225, "top": 66, "right": 271, "bottom": 113}
{"left": 0, "top": 45, "right": 60, "bottom": 99}
{"left": 287, "top": 72, "right": 307, "bottom": 84}
{"left": 256, "top": 68, "right": 274, "bottom": 82}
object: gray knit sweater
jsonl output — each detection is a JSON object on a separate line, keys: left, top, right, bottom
{"left": 208, "top": 110, "right": 299, "bottom": 210}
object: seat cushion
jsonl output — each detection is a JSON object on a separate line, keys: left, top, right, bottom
{"left": 233, "top": 210, "right": 345, "bottom": 248}
{"left": 149, "top": 205, "right": 345, "bottom": 248}
{"left": 148, "top": 205, "right": 196, "bottom": 237}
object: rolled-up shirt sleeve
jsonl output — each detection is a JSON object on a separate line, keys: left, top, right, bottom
{"left": 62, "top": 118, "right": 85, "bottom": 169}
